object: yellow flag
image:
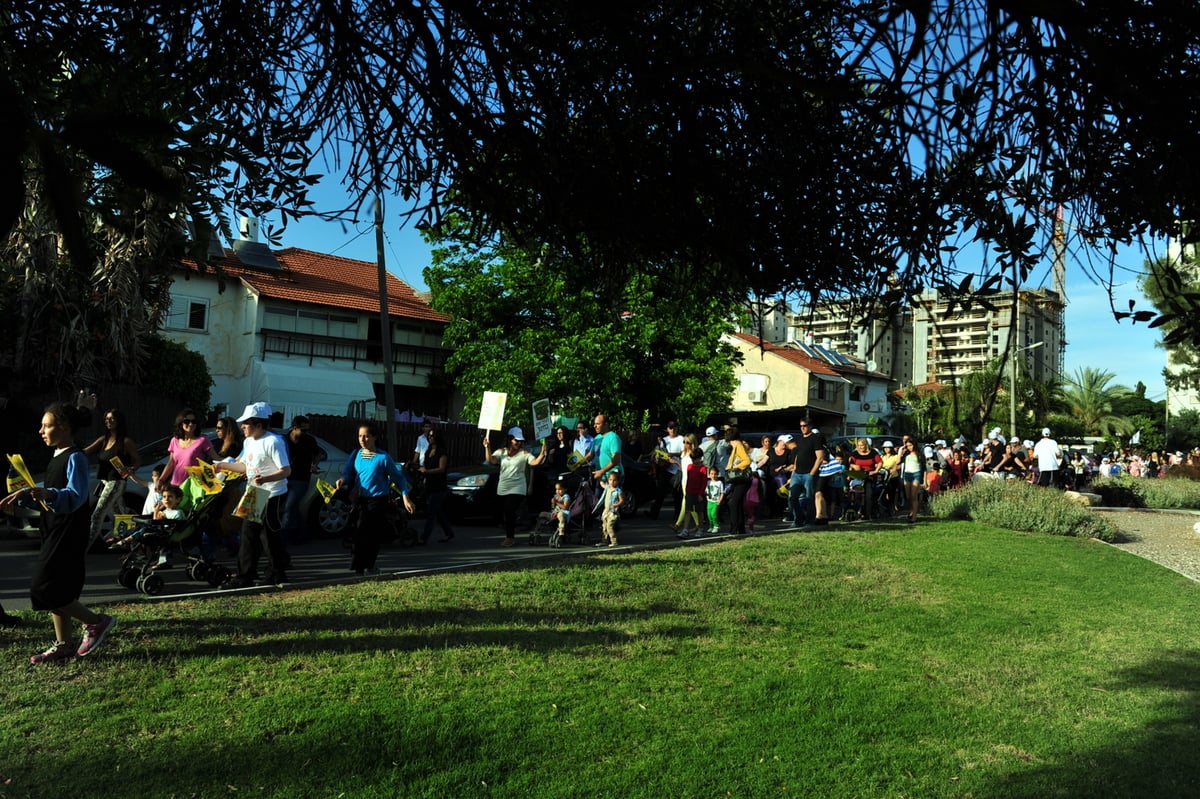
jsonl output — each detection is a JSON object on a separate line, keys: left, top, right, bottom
{"left": 316, "top": 479, "right": 337, "bottom": 504}
{"left": 7, "top": 453, "right": 48, "bottom": 509}
{"left": 185, "top": 462, "right": 224, "bottom": 495}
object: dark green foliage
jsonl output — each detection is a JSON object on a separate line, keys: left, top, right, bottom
{"left": 1166, "top": 410, "right": 1200, "bottom": 454}
{"left": 424, "top": 224, "right": 740, "bottom": 430}
{"left": 139, "top": 335, "right": 213, "bottom": 414}
{"left": 1088, "top": 480, "right": 1145, "bottom": 509}
{"left": 4, "top": 1, "right": 1200, "bottom": 339}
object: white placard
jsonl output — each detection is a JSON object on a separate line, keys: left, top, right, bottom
{"left": 478, "top": 391, "right": 507, "bottom": 431}
{"left": 531, "top": 399, "right": 552, "bottom": 441}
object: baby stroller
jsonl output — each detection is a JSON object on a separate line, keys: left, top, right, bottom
{"left": 114, "top": 478, "right": 233, "bottom": 595}
{"left": 842, "top": 472, "right": 869, "bottom": 521}
{"left": 534, "top": 473, "right": 597, "bottom": 547}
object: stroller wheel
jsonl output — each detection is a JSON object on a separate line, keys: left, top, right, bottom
{"left": 117, "top": 567, "right": 137, "bottom": 590}
{"left": 138, "top": 573, "right": 165, "bottom": 595}
{"left": 206, "top": 565, "right": 231, "bottom": 587}
{"left": 188, "top": 561, "right": 210, "bottom": 582}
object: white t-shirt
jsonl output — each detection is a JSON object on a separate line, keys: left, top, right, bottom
{"left": 493, "top": 448, "right": 535, "bottom": 496}
{"left": 1033, "top": 438, "right": 1062, "bottom": 471}
{"left": 241, "top": 431, "right": 291, "bottom": 499}
{"left": 663, "top": 433, "right": 684, "bottom": 475}
{"left": 414, "top": 434, "right": 431, "bottom": 465}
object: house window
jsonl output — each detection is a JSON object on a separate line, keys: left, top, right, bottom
{"left": 265, "top": 304, "right": 358, "bottom": 338}
{"left": 849, "top": 385, "right": 863, "bottom": 402}
{"left": 809, "top": 378, "right": 838, "bottom": 402}
{"left": 166, "top": 296, "right": 209, "bottom": 332}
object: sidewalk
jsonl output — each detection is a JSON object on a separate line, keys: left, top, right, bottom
{"left": 0, "top": 509, "right": 767, "bottom": 611}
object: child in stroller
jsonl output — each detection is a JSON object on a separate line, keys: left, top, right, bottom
{"left": 112, "top": 476, "right": 233, "bottom": 595}
{"left": 538, "top": 480, "right": 572, "bottom": 548}
{"left": 534, "top": 473, "right": 597, "bottom": 546}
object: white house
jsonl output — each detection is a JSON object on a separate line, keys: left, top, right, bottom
{"left": 164, "top": 237, "right": 451, "bottom": 421}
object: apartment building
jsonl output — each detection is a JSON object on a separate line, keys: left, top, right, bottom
{"left": 911, "top": 288, "right": 1064, "bottom": 386}
{"left": 742, "top": 288, "right": 1065, "bottom": 390}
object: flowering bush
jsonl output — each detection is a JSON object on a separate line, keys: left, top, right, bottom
{"left": 930, "top": 478, "right": 1117, "bottom": 541}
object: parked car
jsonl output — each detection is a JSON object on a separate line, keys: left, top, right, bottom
{"left": 4, "top": 430, "right": 356, "bottom": 544}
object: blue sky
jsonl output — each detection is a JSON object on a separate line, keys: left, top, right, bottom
{"left": 261, "top": 189, "right": 1169, "bottom": 404}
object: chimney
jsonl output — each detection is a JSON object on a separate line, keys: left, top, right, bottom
{"left": 238, "top": 216, "right": 259, "bottom": 242}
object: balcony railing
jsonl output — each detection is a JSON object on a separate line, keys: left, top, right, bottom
{"left": 260, "top": 328, "right": 448, "bottom": 374}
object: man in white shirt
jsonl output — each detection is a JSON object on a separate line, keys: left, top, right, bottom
{"left": 215, "top": 402, "right": 292, "bottom": 588}
{"left": 1033, "top": 427, "right": 1063, "bottom": 488}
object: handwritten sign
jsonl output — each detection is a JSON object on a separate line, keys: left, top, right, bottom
{"left": 478, "top": 391, "right": 507, "bottom": 431}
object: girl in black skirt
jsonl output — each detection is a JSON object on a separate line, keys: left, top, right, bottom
{"left": 0, "top": 403, "right": 116, "bottom": 662}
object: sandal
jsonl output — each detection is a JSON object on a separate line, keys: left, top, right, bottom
{"left": 500, "top": 538, "right": 516, "bottom": 547}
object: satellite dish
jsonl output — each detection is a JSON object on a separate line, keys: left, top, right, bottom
{"left": 866, "top": 360, "right": 878, "bottom": 372}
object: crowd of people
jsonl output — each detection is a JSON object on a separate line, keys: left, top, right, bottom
{"left": 5, "top": 395, "right": 1193, "bottom": 666}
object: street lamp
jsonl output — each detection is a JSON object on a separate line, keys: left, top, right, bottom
{"left": 1010, "top": 340, "right": 1045, "bottom": 439}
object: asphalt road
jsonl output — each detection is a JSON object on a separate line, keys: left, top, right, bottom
{"left": 0, "top": 507, "right": 735, "bottom": 612}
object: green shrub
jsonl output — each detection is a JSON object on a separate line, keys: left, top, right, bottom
{"left": 1088, "top": 478, "right": 1144, "bottom": 509}
{"left": 929, "top": 478, "right": 1117, "bottom": 541}
{"left": 1092, "top": 475, "right": 1200, "bottom": 510}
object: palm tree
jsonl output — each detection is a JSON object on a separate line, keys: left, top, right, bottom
{"left": 1060, "top": 367, "right": 1134, "bottom": 437}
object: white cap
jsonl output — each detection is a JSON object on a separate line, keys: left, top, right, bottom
{"left": 883, "top": 441, "right": 894, "bottom": 448}
{"left": 776, "top": 434, "right": 794, "bottom": 444}
{"left": 237, "top": 402, "right": 272, "bottom": 422}
{"left": 1042, "top": 427, "right": 1051, "bottom": 436}
{"left": 1010, "top": 436, "right": 1019, "bottom": 443}
{"left": 507, "top": 426, "right": 525, "bottom": 441}
{"left": 988, "top": 431, "right": 997, "bottom": 440}
{"left": 705, "top": 426, "right": 719, "bottom": 436}
{"left": 1023, "top": 440, "right": 1033, "bottom": 449}
{"left": 811, "top": 427, "right": 820, "bottom": 434}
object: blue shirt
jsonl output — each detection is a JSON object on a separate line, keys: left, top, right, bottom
{"left": 18, "top": 450, "right": 88, "bottom": 513}
{"left": 342, "top": 449, "right": 409, "bottom": 498}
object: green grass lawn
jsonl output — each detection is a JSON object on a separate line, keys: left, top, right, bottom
{"left": 2, "top": 522, "right": 1198, "bottom": 798}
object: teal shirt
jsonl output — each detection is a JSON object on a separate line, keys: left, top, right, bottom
{"left": 596, "top": 430, "right": 624, "bottom": 477}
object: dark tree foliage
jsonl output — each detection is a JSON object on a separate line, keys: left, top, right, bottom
{"left": 4, "top": 0, "right": 1200, "bottom": 360}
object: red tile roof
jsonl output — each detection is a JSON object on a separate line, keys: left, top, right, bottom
{"left": 181, "top": 246, "right": 449, "bottom": 324}
{"left": 732, "top": 332, "right": 843, "bottom": 377}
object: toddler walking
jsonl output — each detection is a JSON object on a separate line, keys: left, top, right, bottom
{"left": 705, "top": 470, "right": 724, "bottom": 535}
{"left": 595, "top": 471, "right": 624, "bottom": 547}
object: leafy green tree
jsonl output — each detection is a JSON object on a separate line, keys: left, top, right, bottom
{"left": 938, "top": 359, "right": 1009, "bottom": 443}
{"left": 1119, "top": 414, "right": 1164, "bottom": 454}
{"left": 424, "top": 229, "right": 740, "bottom": 431}
{"left": 4, "top": 0, "right": 1200, "bottom": 345}
{"left": 1045, "top": 412, "right": 1085, "bottom": 442}
{"left": 1060, "top": 367, "right": 1134, "bottom": 438}
{"left": 1166, "top": 409, "right": 1200, "bottom": 453}
{"left": 140, "top": 335, "right": 212, "bottom": 415}
{"left": 1140, "top": 253, "right": 1200, "bottom": 392}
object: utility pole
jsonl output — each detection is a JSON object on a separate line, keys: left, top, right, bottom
{"left": 375, "top": 195, "right": 399, "bottom": 455}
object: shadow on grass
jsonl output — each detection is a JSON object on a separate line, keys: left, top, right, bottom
{"left": 980, "top": 648, "right": 1200, "bottom": 797}
{"left": 114, "top": 555, "right": 709, "bottom": 661}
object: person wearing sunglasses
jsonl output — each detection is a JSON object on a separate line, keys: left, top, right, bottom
{"left": 155, "top": 408, "right": 216, "bottom": 492}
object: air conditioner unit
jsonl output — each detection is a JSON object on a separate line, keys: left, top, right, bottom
{"left": 747, "top": 390, "right": 767, "bottom": 404}
{"left": 861, "top": 402, "right": 875, "bottom": 412}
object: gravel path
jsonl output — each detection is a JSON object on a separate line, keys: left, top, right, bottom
{"left": 1095, "top": 508, "right": 1200, "bottom": 583}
